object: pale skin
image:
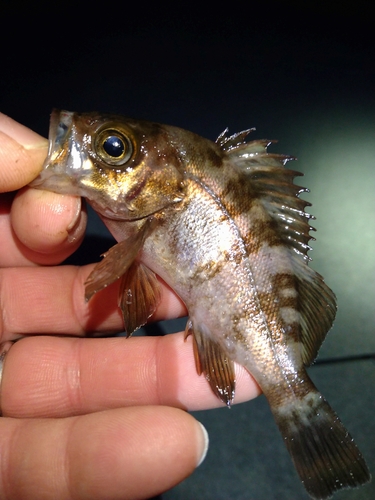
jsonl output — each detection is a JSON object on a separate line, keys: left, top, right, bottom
{"left": 0, "top": 113, "right": 260, "bottom": 500}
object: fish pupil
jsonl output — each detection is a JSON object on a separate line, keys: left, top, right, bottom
{"left": 103, "top": 135, "right": 125, "bottom": 158}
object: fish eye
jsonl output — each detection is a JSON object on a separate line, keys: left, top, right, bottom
{"left": 95, "top": 128, "right": 133, "bottom": 166}
{"left": 103, "top": 136, "right": 125, "bottom": 157}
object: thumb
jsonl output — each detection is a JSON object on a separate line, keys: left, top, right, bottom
{"left": 0, "top": 113, "right": 48, "bottom": 192}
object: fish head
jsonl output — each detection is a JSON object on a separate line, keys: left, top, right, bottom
{"left": 30, "top": 110, "right": 186, "bottom": 219}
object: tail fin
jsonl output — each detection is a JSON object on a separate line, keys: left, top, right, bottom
{"left": 272, "top": 391, "right": 371, "bottom": 499}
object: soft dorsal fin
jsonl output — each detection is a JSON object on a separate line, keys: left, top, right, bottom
{"left": 216, "top": 129, "right": 337, "bottom": 363}
{"left": 185, "top": 319, "right": 236, "bottom": 406}
{"left": 295, "top": 262, "right": 337, "bottom": 365}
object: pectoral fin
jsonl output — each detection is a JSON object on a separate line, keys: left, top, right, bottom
{"left": 185, "top": 319, "right": 236, "bottom": 407}
{"left": 84, "top": 218, "right": 154, "bottom": 301}
{"left": 118, "top": 262, "right": 161, "bottom": 336}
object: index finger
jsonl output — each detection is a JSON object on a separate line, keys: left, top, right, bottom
{"left": 0, "top": 264, "right": 187, "bottom": 341}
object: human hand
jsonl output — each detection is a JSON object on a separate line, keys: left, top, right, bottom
{"left": 0, "top": 113, "right": 260, "bottom": 500}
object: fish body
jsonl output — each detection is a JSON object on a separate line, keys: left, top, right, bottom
{"left": 31, "top": 110, "right": 370, "bottom": 499}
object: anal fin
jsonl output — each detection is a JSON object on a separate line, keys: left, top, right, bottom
{"left": 185, "top": 319, "right": 236, "bottom": 407}
{"left": 118, "top": 262, "right": 161, "bottom": 337}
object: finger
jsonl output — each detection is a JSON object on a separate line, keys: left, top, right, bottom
{"left": 0, "top": 113, "right": 86, "bottom": 266}
{"left": 0, "top": 113, "right": 48, "bottom": 192}
{"left": 0, "top": 265, "right": 186, "bottom": 340}
{"left": 8, "top": 188, "right": 87, "bottom": 266}
{"left": 0, "top": 406, "right": 208, "bottom": 500}
{"left": 1, "top": 334, "right": 260, "bottom": 418}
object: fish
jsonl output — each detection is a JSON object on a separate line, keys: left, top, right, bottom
{"left": 30, "top": 109, "right": 370, "bottom": 499}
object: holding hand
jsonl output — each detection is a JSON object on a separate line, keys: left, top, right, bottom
{"left": 0, "top": 113, "right": 259, "bottom": 500}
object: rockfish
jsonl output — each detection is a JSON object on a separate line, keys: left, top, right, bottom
{"left": 31, "top": 110, "right": 370, "bottom": 499}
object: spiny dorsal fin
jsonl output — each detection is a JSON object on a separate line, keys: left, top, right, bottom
{"left": 218, "top": 131, "right": 310, "bottom": 259}
{"left": 216, "top": 128, "right": 256, "bottom": 151}
{"left": 217, "top": 128, "right": 292, "bottom": 165}
{"left": 118, "top": 262, "right": 161, "bottom": 337}
{"left": 248, "top": 164, "right": 314, "bottom": 260}
{"left": 185, "top": 319, "right": 235, "bottom": 406}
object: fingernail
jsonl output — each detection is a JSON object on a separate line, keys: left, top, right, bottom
{"left": 67, "top": 196, "right": 81, "bottom": 232}
{"left": 196, "top": 422, "right": 209, "bottom": 467}
{"left": 66, "top": 197, "right": 87, "bottom": 245}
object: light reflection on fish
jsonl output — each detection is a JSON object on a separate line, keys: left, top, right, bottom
{"left": 31, "top": 110, "right": 370, "bottom": 499}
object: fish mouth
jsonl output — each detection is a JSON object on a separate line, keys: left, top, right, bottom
{"left": 29, "top": 110, "right": 86, "bottom": 194}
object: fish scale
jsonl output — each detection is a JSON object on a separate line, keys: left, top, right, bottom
{"left": 30, "top": 109, "right": 371, "bottom": 499}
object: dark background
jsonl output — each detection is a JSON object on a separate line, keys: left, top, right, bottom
{"left": 1, "top": 2, "right": 374, "bottom": 499}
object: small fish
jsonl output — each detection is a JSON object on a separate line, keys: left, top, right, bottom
{"left": 31, "top": 110, "right": 370, "bottom": 499}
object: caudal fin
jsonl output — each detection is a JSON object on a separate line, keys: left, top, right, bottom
{"left": 272, "top": 392, "right": 371, "bottom": 499}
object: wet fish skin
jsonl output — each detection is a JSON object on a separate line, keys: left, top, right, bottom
{"left": 30, "top": 110, "right": 371, "bottom": 499}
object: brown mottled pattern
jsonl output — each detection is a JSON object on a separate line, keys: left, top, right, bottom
{"left": 180, "top": 136, "right": 333, "bottom": 416}
{"left": 177, "top": 141, "right": 311, "bottom": 385}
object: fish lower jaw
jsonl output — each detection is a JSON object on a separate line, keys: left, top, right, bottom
{"left": 29, "top": 173, "right": 81, "bottom": 196}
